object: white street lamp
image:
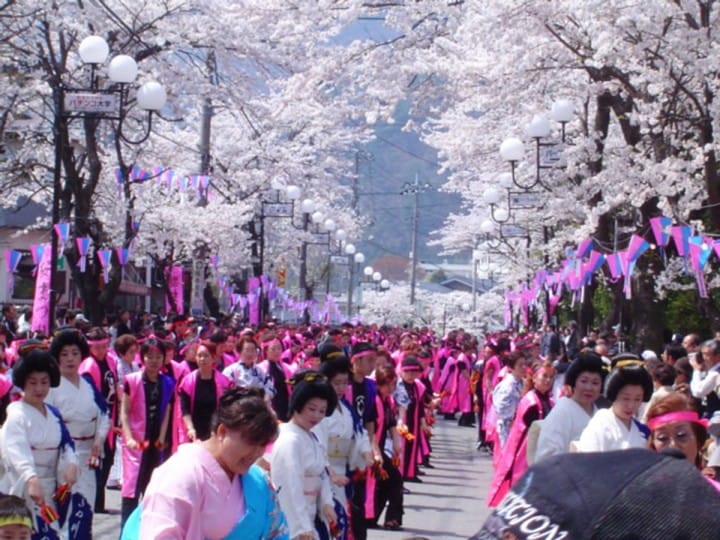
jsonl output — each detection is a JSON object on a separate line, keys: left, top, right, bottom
{"left": 345, "top": 243, "right": 356, "bottom": 255}
{"left": 323, "top": 218, "right": 336, "bottom": 232}
{"left": 78, "top": 36, "right": 109, "bottom": 64}
{"left": 354, "top": 252, "right": 365, "bottom": 264}
{"left": 311, "top": 211, "right": 324, "bottom": 224}
{"left": 335, "top": 228, "right": 347, "bottom": 242}
{"left": 363, "top": 265, "right": 374, "bottom": 277}
{"left": 137, "top": 82, "right": 167, "bottom": 111}
{"left": 551, "top": 99, "right": 574, "bottom": 123}
{"left": 301, "top": 199, "right": 316, "bottom": 214}
{"left": 480, "top": 219, "right": 495, "bottom": 234}
{"left": 380, "top": 279, "right": 390, "bottom": 290}
{"left": 372, "top": 271, "right": 382, "bottom": 282}
{"left": 497, "top": 172, "right": 513, "bottom": 189}
{"left": 526, "top": 114, "right": 551, "bottom": 139}
{"left": 483, "top": 186, "right": 503, "bottom": 205}
{"left": 286, "top": 185, "right": 301, "bottom": 200}
{"left": 500, "top": 137, "right": 524, "bottom": 162}
{"left": 108, "top": 54, "right": 138, "bottom": 83}
{"left": 494, "top": 207, "right": 509, "bottom": 222}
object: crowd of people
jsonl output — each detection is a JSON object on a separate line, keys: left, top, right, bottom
{"left": 1, "top": 301, "right": 720, "bottom": 538}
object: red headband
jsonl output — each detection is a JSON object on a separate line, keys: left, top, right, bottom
{"left": 647, "top": 411, "right": 708, "bottom": 431}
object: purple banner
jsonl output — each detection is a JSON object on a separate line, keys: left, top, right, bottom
{"left": 31, "top": 244, "right": 52, "bottom": 334}
{"left": 248, "top": 277, "right": 261, "bottom": 325}
{"left": 165, "top": 266, "right": 184, "bottom": 315}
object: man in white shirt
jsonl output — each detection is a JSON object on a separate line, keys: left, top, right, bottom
{"left": 690, "top": 339, "right": 720, "bottom": 418}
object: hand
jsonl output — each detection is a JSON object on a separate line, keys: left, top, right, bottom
{"left": 187, "top": 427, "right": 197, "bottom": 442}
{"left": 27, "top": 476, "right": 45, "bottom": 506}
{"left": 297, "top": 533, "right": 314, "bottom": 540}
{"left": 373, "top": 452, "right": 383, "bottom": 465}
{"left": 393, "top": 439, "right": 402, "bottom": 455}
{"left": 126, "top": 438, "right": 139, "bottom": 450}
{"left": 91, "top": 440, "right": 103, "bottom": 459}
{"left": 63, "top": 463, "right": 79, "bottom": 487}
{"left": 322, "top": 503, "right": 337, "bottom": 526}
{"left": 330, "top": 472, "right": 349, "bottom": 487}
{"left": 363, "top": 452, "right": 375, "bottom": 468}
{"left": 690, "top": 355, "right": 702, "bottom": 371}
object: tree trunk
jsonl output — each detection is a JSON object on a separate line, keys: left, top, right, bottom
{"left": 630, "top": 254, "right": 663, "bottom": 352}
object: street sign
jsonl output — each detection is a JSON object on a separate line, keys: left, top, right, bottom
{"left": 509, "top": 191, "right": 542, "bottom": 209}
{"left": 263, "top": 202, "right": 293, "bottom": 218}
{"left": 539, "top": 144, "right": 565, "bottom": 168}
{"left": 330, "top": 255, "right": 348, "bottom": 265}
{"left": 308, "top": 232, "right": 329, "bottom": 245}
{"left": 501, "top": 223, "right": 529, "bottom": 238}
{"left": 64, "top": 92, "right": 118, "bottom": 114}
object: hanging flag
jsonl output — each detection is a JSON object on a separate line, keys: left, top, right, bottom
{"left": 689, "top": 237, "right": 713, "bottom": 298}
{"left": 649, "top": 216, "right": 672, "bottom": 254}
{"left": 54, "top": 223, "right": 70, "bottom": 244}
{"left": 75, "top": 237, "right": 92, "bottom": 273}
{"left": 4, "top": 250, "right": 22, "bottom": 296}
{"left": 671, "top": 225, "right": 692, "bottom": 257}
{"left": 29, "top": 244, "right": 45, "bottom": 277}
{"left": 576, "top": 238, "right": 594, "bottom": 259}
{"left": 96, "top": 249, "right": 113, "bottom": 284}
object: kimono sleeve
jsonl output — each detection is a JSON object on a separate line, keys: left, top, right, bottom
{"left": 270, "top": 438, "right": 315, "bottom": 537}
{"left": 492, "top": 379, "right": 518, "bottom": 422}
{"left": 0, "top": 408, "right": 37, "bottom": 486}
{"left": 535, "top": 405, "right": 571, "bottom": 461}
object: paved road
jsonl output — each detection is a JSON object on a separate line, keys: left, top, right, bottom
{"left": 93, "top": 417, "right": 493, "bottom": 539}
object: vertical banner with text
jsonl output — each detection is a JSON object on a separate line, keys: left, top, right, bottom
{"left": 31, "top": 244, "right": 52, "bottom": 334}
{"left": 165, "top": 266, "right": 184, "bottom": 316}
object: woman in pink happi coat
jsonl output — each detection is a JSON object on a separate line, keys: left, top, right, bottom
{"left": 481, "top": 337, "right": 511, "bottom": 451}
{"left": 120, "top": 337, "right": 175, "bottom": 529}
{"left": 487, "top": 361, "right": 555, "bottom": 506}
{"left": 176, "top": 341, "right": 231, "bottom": 445}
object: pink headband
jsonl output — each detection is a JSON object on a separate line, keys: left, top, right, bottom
{"left": 262, "top": 339, "right": 281, "bottom": 349}
{"left": 401, "top": 364, "right": 422, "bottom": 372}
{"left": 647, "top": 411, "right": 708, "bottom": 431}
{"left": 351, "top": 350, "right": 375, "bottom": 362}
{"left": 87, "top": 339, "right": 110, "bottom": 346}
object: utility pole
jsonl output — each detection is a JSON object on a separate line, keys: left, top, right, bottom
{"left": 402, "top": 174, "right": 431, "bottom": 305}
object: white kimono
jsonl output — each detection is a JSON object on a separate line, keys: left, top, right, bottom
{"left": 0, "top": 400, "right": 78, "bottom": 530}
{"left": 535, "top": 397, "right": 595, "bottom": 462}
{"left": 270, "top": 422, "right": 334, "bottom": 539}
{"left": 312, "top": 400, "right": 371, "bottom": 506}
{"left": 47, "top": 376, "right": 110, "bottom": 505}
{"left": 576, "top": 407, "right": 648, "bottom": 452}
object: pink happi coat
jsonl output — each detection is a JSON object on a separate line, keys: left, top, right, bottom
{"left": 121, "top": 371, "right": 175, "bottom": 498}
{"left": 174, "top": 369, "right": 231, "bottom": 447}
{"left": 486, "top": 389, "right": 554, "bottom": 507}
{"left": 79, "top": 354, "right": 118, "bottom": 448}
{"left": 430, "top": 347, "right": 448, "bottom": 392}
{"left": 365, "top": 393, "right": 396, "bottom": 519}
{"left": 166, "top": 360, "right": 191, "bottom": 452}
{"left": 481, "top": 355, "right": 502, "bottom": 441}
{"left": 437, "top": 353, "right": 472, "bottom": 414}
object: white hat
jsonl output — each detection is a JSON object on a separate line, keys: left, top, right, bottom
{"left": 641, "top": 349, "right": 658, "bottom": 361}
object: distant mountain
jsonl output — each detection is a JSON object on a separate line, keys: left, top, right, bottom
{"left": 354, "top": 101, "right": 463, "bottom": 268}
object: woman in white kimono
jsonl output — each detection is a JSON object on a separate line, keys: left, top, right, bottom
{"left": 270, "top": 370, "right": 338, "bottom": 540}
{"left": 576, "top": 364, "right": 653, "bottom": 452}
{"left": 312, "top": 357, "right": 373, "bottom": 540}
{"left": 46, "top": 329, "right": 110, "bottom": 531}
{"left": 535, "top": 353, "right": 606, "bottom": 461}
{"left": 0, "top": 346, "right": 79, "bottom": 539}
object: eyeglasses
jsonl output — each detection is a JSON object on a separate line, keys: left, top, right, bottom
{"left": 652, "top": 429, "right": 695, "bottom": 447}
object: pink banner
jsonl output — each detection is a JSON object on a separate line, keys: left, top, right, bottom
{"left": 248, "top": 277, "right": 261, "bottom": 325}
{"left": 31, "top": 244, "right": 52, "bottom": 335}
{"left": 165, "top": 266, "right": 184, "bottom": 315}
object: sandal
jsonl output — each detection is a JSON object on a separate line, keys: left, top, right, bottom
{"left": 384, "top": 520, "right": 403, "bottom": 530}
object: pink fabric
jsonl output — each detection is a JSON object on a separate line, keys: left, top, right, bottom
{"left": 122, "top": 372, "right": 147, "bottom": 498}
{"left": 647, "top": 411, "right": 708, "bottom": 431}
{"left": 481, "top": 356, "right": 502, "bottom": 438}
{"left": 79, "top": 354, "right": 118, "bottom": 448}
{"left": 0, "top": 374, "right": 13, "bottom": 399}
{"left": 456, "top": 353, "right": 472, "bottom": 414}
{"left": 437, "top": 355, "right": 458, "bottom": 413}
{"left": 140, "top": 442, "right": 245, "bottom": 538}
{"left": 257, "top": 359, "right": 294, "bottom": 382}
{"left": 401, "top": 380, "right": 423, "bottom": 478}
{"left": 487, "top": 390, "right": 553, "bottom": 507}
{"left": 168, "top": 361, "right": 191, "bottom": 452}
{"left": 431, "top": 347, "right": 447, "bottom": 392}
{"left": 175, "top": 370, "right": 231, "bottom": 446}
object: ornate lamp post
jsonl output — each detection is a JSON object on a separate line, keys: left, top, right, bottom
{"left": 49, "top": 35, "right": 166, "bottom": 332}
